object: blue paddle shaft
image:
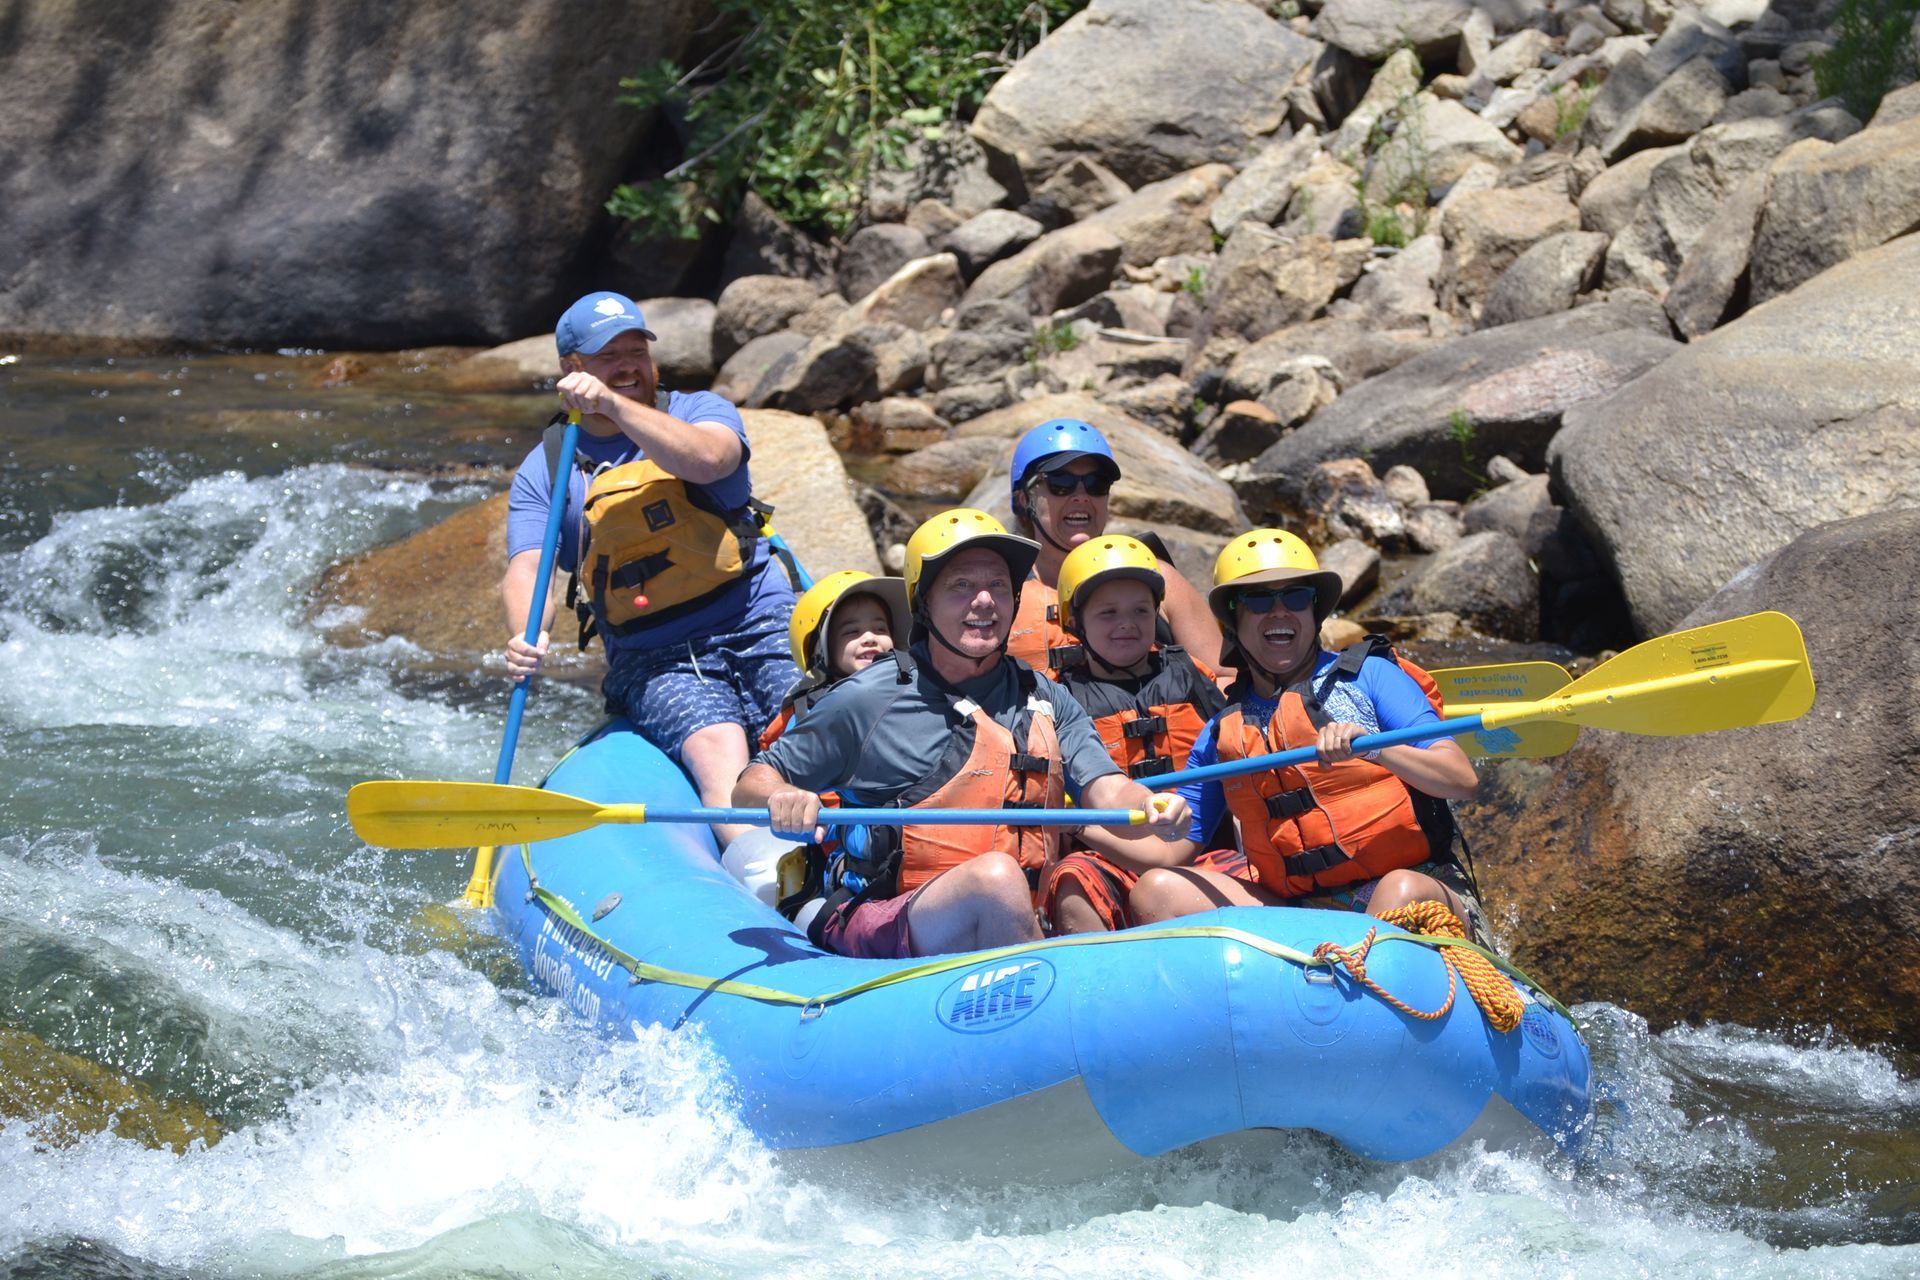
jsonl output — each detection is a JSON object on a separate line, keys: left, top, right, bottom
{"left": 643, "top": 807, "right": 1143, "bottom": 828}
{"left": 493, "top": 417, "right": 580, "bottom": 786}
{"left": 1148, "top": 714, "right": 1488, "bottom": 791}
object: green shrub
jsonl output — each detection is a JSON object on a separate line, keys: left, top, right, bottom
{"left": 1814, "top": 0, "right": 1920, "bottom": 119}
{"left": 1552, "top": 77, "right": 1600, "bottom": 140}
{"left": 609, "top": 0, "right": 1087, "bottom": 240}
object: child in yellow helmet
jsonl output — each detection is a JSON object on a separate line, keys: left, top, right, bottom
{"left": 1038, "top": 535, "right": 1236, "bottom": 934}
{"left": 1129, "top": 529, "right": 1481, "bottom": 932}
{"left": 758, "top": 570, "right": 910, "bottom": 749}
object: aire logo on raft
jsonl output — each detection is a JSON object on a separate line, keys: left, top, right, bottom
{"left": 937, "top": 958, "right": 1055, "bottom": 1033}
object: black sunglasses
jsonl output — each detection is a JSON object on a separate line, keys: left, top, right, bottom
{"left": 1040, "top": 472, "right": 1114, "bottom": 498}
{"left": 1234, "top": 585, "right": 1318, "bottom": 615}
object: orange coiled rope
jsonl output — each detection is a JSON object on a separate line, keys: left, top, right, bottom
{"left": 1310, "top": 901, "right": 1525, "bottom": 1034}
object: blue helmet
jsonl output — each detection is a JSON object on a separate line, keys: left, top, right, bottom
{"left": 1009, "top": 418, "right": 1121, "bottom": 513}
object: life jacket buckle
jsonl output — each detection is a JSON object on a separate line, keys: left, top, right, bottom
{"left": 1264, "top": 787, "right": 1316, "bottom": 820}
{"left": 1007, "top": 752, "right": 1053, "bottom": 775}
{"left": 1122, "top": 715, "right": 1168, "bottom": 739}
{"left": 1128, "top": 756, "right": 1175, "bottom": 779}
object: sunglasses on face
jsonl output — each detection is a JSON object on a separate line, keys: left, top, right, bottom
{"left": 1040, "top": 472, "right": 1114, "bottom": 498}
{"left": 1234, "top": 585, "right": 1318, "bottom": 615}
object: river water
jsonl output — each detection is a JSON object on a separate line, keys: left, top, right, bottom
{"left": 2, "top": 351, "right": 1915, "bottom": 1279}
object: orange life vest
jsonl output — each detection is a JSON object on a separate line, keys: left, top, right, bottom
{"left": 1216, "top": 642, "right": 1448, "bottom": 897}
{"left": 1055, "top": 646, "right": 1224, "bottom": 780}
{"left": 832, "top": 667, "right": 1065, "bottom": 899}
{"left": 1005, "top": 579, "right": 1073, "bottom": 677}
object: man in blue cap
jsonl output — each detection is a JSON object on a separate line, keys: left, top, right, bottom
{"left": 501, "top": 291, "right": 797, "bottom": 846}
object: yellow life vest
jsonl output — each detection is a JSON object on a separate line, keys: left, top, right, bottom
{"left": 575, "top": 457, "right": 764, "bottom": 637}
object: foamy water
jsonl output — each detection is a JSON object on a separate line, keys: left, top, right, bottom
{"left": 0, "top": 357, "right": 1913, "bottom": 1279}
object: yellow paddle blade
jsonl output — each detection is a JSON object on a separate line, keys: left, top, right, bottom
{"left": 1431, "top": 661, "right": 1577, "bottom": 758}
{"left": 1480, "top": 611, "right": 1815, "bottom": 737}
{"left": 347, "top": 780, "right": 646, "bottom": 850}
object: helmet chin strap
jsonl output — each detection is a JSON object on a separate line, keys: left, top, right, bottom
{"left": 1227, "top": 609, "right": 1315, "bottom": 695}
{"left": 916, "top": 597, "right": 1015, "bottom": 668}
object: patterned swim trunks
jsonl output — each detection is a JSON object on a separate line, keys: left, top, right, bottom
{"left": 601, "top": 603, "right": 796, "bottom": 761}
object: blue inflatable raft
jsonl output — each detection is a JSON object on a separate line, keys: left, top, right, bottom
{"left": 489, "top": 722, "right": 1592, "bottom": 1176}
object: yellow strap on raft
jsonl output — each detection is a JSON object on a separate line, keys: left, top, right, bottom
{"left": 515, "top": 844, "right": 1567, "bottom": 1029}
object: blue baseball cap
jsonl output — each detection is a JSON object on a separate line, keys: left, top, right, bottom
{"left": 555, "top": 291, "right": 658, "bottom": 358}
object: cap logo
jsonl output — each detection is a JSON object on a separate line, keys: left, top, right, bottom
{"left": 593, "top": 298, "right": 625, "bottom": 317}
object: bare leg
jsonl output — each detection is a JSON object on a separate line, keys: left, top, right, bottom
{"left": 1366, "top": 868, "right": 1469, "bottom": 930}
{"left": 1048, "top": 879, "right": 1109, "bottom": 935}
{"left": 1130, "top": 866, "right": 1280, "bottom": 924}
{"left": 680, "top": 721, "right": 754, "bottom": 848}
{"left": 906, "top": 853, "right": 1043, "bottom": 955}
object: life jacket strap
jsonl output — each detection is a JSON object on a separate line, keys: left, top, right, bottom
{"left": 1122, "top": 714, "right": 1168, "bottom": 739}
{"left": 1283, "top": 843, "right": 1350, "bottom": 880}
{"left": 1264, "top": 787, "right": 1317, "bottom": 820}
{"left": 1007, "top": 751, "right": 1053, "bottom": 775}
{"left": 1128, "top": 756, "right": 1175, "bottom": 779}
{"left": 1048, "top": 642, "right": 1084, "bottom": 670}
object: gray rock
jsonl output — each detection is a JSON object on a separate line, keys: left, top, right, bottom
{"left": 1382, "top": 464, "right": 1431, "bottom": 508}
{"left": 1328, "top": 50, "right": 1424, "bottom": 160}
{"left": 954, "top": 393, "right": 1249, "bottom": 536}
{"left": 1662, "top": 170, "right": 1769, "bottom": 338}
{"left": 1341, "top": 235, "right": 1447, "bottom": 331}
{"left": 1439, "top": 186, "right": 1584, "bottom": 316}
{"left": 787, "top": 292, "right": 850, "bottom": 337}
{"left": 847, "top": 396, "right": 951, "bottom": 454}
{"left": 1314, "top": 0, "right": 1475, "bottom": 61}
{"left": 637, "top": 297, "right": 717, "bottom": 385}
{"left": 1582, "top": 13, "right": 1748, "bottom": 160}
{"left": 1478, "top": 28, "right": 1557, "bottom": 84}
{"left": 0, "top": 0, "right": 714, "bottom": 347}
{"left": 906, "top": 199, "right": 967, "bottom": 241}
{"left": 831, "top": 254, "right": 965, "bottom": 336}
{"left": 712, "top": 330, "right": 808, "bottom": 406}
{"left": 970, "top": 0, "right": 1318, "bottom": 193}
{"left": 838, "top": 225, "right": 933, "bottom": 303}
{"left": 1280, "top": 156, "right": 1366, "bottom": 241}
{"left": 1103, "top": 375, "right": 1195, "bottom": 439}
{"left": 1551, "top": 232, "right": 1920, "bottom": 634}
{"left": 1461, "top": 472, "right": 1558, "bottom": 555}
{"left": 1577, "top": 145, "right": 1685, "bottom": 236}
{"left": 1604, "top": 107, "right": 1860, "bottom": 295}
{"left": 1319, "top": 537, "right": 1383, "bottom": 607}
{"left": 712, "top": 276, "right": 821, "bottom": 366}
{"left": 1477, "top": 231, "right": 1611, "bottom": 329}
{"left": 1224, "top": 317, "right": 1442, "bottom": 390}
{"left": 1407, "top": 530, "right": 1540, "bottom": 638}
{"left": 865, "top": 122, "right": 1008, "bottom": 221}
{"left": 723, "top": 192, "right": 835, "bottom": 290}
{"left": 1032, "top": 158, "right": 1135, "bottom": 221}
{"left": 961, "top": 224, "right": 1126, "bottom": 314}
{"left": 1211, "top": 127, "right": 1323, "bottom": 237}
{"left": 1749, "top": 113, "right": 1920, "bottom": 305}
{"left": 1305, "top": 459, "right": 1407, "bottom": 548}
{"left": 1252, "top": 297, "right": 1679, "bottom": 499}
{"left": 1081, "top": 165, "right": 1235, "bottom": 268}
{"left": 1404, "top": 502, "right": 1466, "bottom": 552}
{"left": 884, "top": 437, "right": 1010, "bottom": 502}
{"left": 927, "top": 299, "right": 1033, "bottom": 389}
{"left": 1204, "top": 224, "right": 1373, "bottom": 344}
{"left": 1485, "top": 454, "right": 1532, "bottom": 484}
{"left": 1367, "top": 98, "right": 1524, "bottom": 204}
{"left": 749, "top": 322, "right": 924, "bottom": 413}
{"left": 1871, "top": 81, "right": 1920, "bottom": 128}
{"left": 1193, "top": 401, "right": 1287, "bottom": 465}
{"left": 742, "top": 409, "right": 884, "bottom": 577}
{"left": 929, "top": 380, "right": 1016, "bottom": 423}
{"left": 940, "top": 210, "right": 1045, "bottom": 278}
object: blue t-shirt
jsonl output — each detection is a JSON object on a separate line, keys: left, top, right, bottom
{"left": 1177, "top": 650, "right": 1441, "bottom": 844}
{"left": 505, "top": 390, "right": 795, "bottom": 652}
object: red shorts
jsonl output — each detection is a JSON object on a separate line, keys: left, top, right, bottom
{"left": 1040, "top": 847, "right": 1255, "bottom": 933}
{"left": 821, "top": 889, "right": 917, "bottom": 959}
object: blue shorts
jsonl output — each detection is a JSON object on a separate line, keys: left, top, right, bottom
{"left": 601, "top": 605, "right": 796, "bottom": 762}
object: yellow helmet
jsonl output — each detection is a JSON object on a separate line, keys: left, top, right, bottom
{"left": 903, "top": 508, "right": 1041, "bottom": 609}
{"left": 1056, "top": 535, "right": 1164, "bottom": 635}
{"left": 787, "top": 570, "right": 910, "bottom": 679}
{"left": 1208, "top": 528, "right": 1345, "bottom": 625}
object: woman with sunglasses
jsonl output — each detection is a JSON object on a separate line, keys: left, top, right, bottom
{"left": 1004, "top": 419, "right": 1219, "bottom": 678}
{"left": 1127, "top": 529, "right": 1480, "bottom": 930}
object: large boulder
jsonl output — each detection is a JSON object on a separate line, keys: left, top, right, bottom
{"left": 1749, "top": 112, "right": 1920, "bottom": 305}
{"left": 1580, "top": 13, "right": 1746, "bottom": 161}
{"left": 1313, "top": 0, "right": 1474, "bottom": 61}
{"left": 712, "top": 276, "right": 822, "bottom": 366}
{"left": 314, "top": 409, "right": 877, "bottom": 663}
{"left": 1080, "top": 165, "right": 1233, "bottom": 268}
{"left": 1462, "top": 509, "right": 1920, "bottom": 1052}
{"left": 970, "top": 0, "right": 1317, "bottom": 194}
{"left": 960, "top": 224, "right": 1125, "bottom": 315}
{"left": 1438, "top": 186, "right": 1583, "bottom": 317}
{"left": 1476, "top": 231, "right": 1610, "bottom": 329}
{"left": 1550, "top": 233, "right": 1920, "bottom": 636}
{"left": 1202, "top": 225, "right": 1373, "bottom": 345}
{"left": 0, "top": 0, "right": 709, "bottom": 348}
{"left": 1251, "top": 297, "right": 1678, "bottom": 500}
{"left": 954, "top": 393, "right": 1248, "bottom": 537}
